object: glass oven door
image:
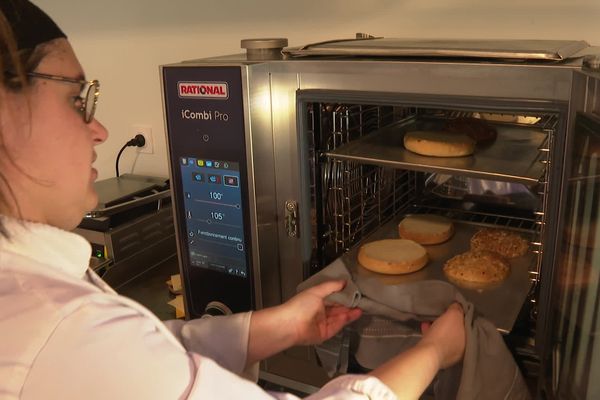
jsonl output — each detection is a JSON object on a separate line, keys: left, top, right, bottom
{"left": 543, "top": 70, "right": 600, "bottom": 399}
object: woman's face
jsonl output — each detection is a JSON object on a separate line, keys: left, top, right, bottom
{"left": 0, "top": 38, "right": 108, "bottom": 230}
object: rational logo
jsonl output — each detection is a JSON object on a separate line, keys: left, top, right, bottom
{"left": 178, "top": 81, "right": 229, "bottom": 99}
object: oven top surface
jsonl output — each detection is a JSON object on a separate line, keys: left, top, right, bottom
{"left": 284, "top": 38, "right": 590, "bottom": 61}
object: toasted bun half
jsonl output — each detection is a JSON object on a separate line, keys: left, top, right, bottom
{"left": 404, "top": 130, "right": 475, "bottom": 157}
{"left": 444, "top": 249, "right": 510, "bottom": 286}
{"left": 398, "top": 214, "right": 454, "bottom": 245}
{"left": 358, "top": 239, "right": 428, "bottom": 275}
{"left": 470, "top": 228, "right": 529, "bottom": 258}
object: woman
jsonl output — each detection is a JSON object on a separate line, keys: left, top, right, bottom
{"left": 0, "top": 1, "right": 465, "bottom": 399}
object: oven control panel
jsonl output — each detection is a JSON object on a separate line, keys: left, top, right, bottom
{"left": 178, "top": 157, "right": 247, "bottom": 278}
{"left": 162, "top": 65, "right": 253, "bottom": 317}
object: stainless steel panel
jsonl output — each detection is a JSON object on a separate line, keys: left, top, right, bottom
{"left": 286, "top": 62, "right": 575, "bottom": 102}
{"left": 245, "top": 64, "right": 281, "bottom": 308}
{"left": 340, "top": 217, "right": 534, "bottom": 334}
{"left": 326, "top": 118, "right": 548, "bottom": 184}
{"left": 269, "top": 71, "right": 310, "bottom": 301}
{"left": 285, "top": 38, "right": 589, "bottom": 61}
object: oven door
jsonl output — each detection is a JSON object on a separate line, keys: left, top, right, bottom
{"left": 541, "top": 70, "right": 600, "bottom": 399}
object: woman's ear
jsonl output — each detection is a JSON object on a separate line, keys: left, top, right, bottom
{"left": 0, "top": 84, "right": 32, "bottom": 146}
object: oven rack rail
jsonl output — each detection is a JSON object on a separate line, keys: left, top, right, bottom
{"left": 323, "top": 159, "right": 542, "bottom": 238}
{"left": 328, "top": 104, "right": 399, "bottom": 151}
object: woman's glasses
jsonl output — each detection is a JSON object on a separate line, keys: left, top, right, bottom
{"left": 27, "top": 72, "right": 100, "bottom": 123}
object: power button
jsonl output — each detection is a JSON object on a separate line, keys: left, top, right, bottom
{"left": 202, "top": 134, "right": 210, "bottom": 142}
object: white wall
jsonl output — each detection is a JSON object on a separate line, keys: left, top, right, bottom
{"left": 34, "top": 0, "right": 600, "bottom": 180}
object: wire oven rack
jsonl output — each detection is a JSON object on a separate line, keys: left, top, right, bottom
{"left": 306, "top": 102, "right": 556, "bottom": 287}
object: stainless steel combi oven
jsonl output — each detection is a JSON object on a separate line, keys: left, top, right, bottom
{"left": 161, "top": 38, "right": 600, "bottom": 398}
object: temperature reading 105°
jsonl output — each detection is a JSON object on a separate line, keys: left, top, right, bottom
{"left": 211, "top": 211, "right": 224, "bottom": 220}
{"left": 210, "top": 191, "right": 223, "bottom": 200}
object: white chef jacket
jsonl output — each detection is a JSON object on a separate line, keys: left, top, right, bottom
{"left": 0, "top": 217, "right": 396, "bottom": 400}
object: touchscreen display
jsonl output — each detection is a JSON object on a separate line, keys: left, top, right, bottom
{"left": 179, "top": 156, "right": 247, "bottom": 278}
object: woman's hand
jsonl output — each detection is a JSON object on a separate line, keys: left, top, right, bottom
{"left": 281, "top": 280, "right": 362, "bottom": 346}
{"left": 246, "top": 280, "right": 361, "bottom": 366}
{"left": 418, "top": 302, "right": 466, "bottom": 369}
{"left": 369, "top": 302, "right": 466, "bottom": 399}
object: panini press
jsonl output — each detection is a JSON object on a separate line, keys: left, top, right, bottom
{"left": 74, "top": 174, "right": 176, "bottom": 288}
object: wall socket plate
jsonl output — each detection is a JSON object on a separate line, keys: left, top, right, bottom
{"left": 133, "top": 124, "right": 153, "bottom": 154}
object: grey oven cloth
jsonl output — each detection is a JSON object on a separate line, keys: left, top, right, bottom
{"left": 297, "top": 258, "right": 531, "bottom": 400}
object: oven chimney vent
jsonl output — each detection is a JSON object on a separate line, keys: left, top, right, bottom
{"left": 583, "top": 54, "right": 600, "bottom": 72}
{"left": 241, "top": 38, "right": 288, "bottom": 60}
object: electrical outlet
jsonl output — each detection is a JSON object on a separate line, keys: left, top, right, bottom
{"left": 133, "top": 124, "right": 153, "bottom": 154}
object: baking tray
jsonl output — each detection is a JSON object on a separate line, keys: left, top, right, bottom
{"left": 326, "top": 117, "right": 547, "bottom": 185}
{"left": 340, "top": 216, "right": 534, "bottom": 334}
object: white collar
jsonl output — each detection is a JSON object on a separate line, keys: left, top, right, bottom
{"left": 0, "top": 216, "right": 91, "bottom": 279}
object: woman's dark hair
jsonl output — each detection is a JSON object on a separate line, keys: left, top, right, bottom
{"left": 0, "top": 2, "right": 68, "bottom": 237}
{"left": 0, "top": 8, "right": 46, "bottom": 237}
{"left": 0, "top": 1, "right": 67, "bottom": 237}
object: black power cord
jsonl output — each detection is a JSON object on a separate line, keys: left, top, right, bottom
{"left": 115, "top": 134, "right": 146, "bottom": 177}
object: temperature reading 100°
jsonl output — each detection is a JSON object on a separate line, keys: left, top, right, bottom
{"left": 210, "top": 191, "right": 223, "bottom": 200}
{"left": 211, "top": 211, "right": 224, "bottom": 220}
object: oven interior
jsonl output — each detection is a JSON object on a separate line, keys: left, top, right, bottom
{"left": 301, "top": 100, "right": 561, "bottom": 381}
